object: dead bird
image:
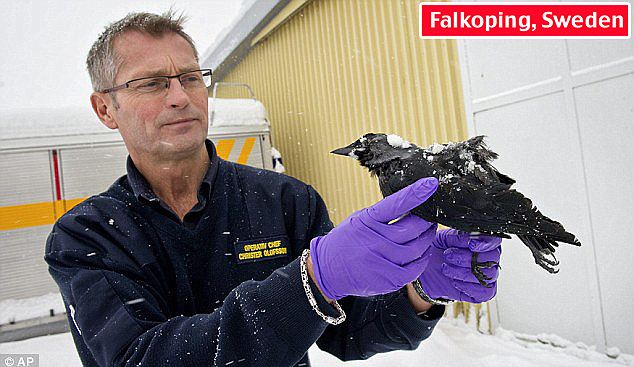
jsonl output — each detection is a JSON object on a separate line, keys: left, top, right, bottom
{"left": 331, "top": 133, "right": 581, "bottom": 286}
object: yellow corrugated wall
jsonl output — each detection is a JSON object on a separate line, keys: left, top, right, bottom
{"left": 217, "top": 0, "right": 467, "bottom": 225}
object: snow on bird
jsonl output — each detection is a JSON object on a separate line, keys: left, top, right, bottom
{"left": 386, "top": 134, "right": 411, "bottom": 149}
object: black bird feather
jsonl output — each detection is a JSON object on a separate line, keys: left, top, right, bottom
{"left": 331, "top": 133, "right": 581, "bottom": 286}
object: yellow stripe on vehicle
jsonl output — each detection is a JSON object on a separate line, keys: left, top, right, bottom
{"left": 64, "top": 198, "right": 87, "bottom": 212}
{"left": 53, "top": 200, "right": 66, "bottom": 220}
{"left": 1, "top": 201, "right": 56, "bottom": 230}
{"left": 0, "top": 199, "right": 88, "bottom": 231}
{"left": 215, "top": 139, "right": 235, "bottom": 160}
{"left": 237, "top": 138, "right": 256, "bottom": 165}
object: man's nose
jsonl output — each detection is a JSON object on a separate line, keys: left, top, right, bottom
{"left": 164, "top": 77, "right": 190, "bottom": 108}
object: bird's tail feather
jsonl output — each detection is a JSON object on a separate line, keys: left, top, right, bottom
{"left": 533, "top": 215, "right": 581, "bottom": 246}
{"left": 542, "top": 230, "right": 581, "bottom": 246}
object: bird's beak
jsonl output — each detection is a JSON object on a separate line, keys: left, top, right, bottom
{"left": 330, "top": 144, "right": 354, "bottom": 157}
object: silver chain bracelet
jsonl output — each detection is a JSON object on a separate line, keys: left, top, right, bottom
{"left": 412, "top": 278, "right": 454, "bottom": 306}
{"left": 300, "top": 249, "right": 346, "bottom": 325}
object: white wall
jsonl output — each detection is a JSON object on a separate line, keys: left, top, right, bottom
{"left": 457, "top": 4, "right": 634, "bottom": 354}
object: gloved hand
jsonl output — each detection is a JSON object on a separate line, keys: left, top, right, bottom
{"left": 418, "top": 229, "right": 502, "bottom": 303}
{"left": 310, "top": 177, "right": 439, "bottom": 301}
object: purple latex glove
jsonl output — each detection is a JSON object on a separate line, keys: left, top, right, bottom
{"left": 418, "top": 229, "right": 502, "bottom": 303}
{"left": 310, "top": 177, "right": 439, "bottom": 301}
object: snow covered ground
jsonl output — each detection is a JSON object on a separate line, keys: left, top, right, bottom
{"left": 1, "top": 318, "right": 630, "bottom": 367}
{"left": 0, "top": 293, "right": 65, "bottom": 325}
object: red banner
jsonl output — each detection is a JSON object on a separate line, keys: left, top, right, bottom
{"left": 419, "top": 2, "right": 631, "bottom": 38}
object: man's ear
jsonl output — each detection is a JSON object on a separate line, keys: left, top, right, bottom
{"left": 90, "top": 92, "right": 118, "bottom": 130}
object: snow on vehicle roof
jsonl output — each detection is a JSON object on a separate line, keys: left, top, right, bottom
{"left": 0, "top": 106, "right": 111, "bottom": 140}
{"left": 209, "top": 98, "right": 268, "bottom": 127}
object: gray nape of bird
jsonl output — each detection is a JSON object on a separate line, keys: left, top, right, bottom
{"left": 331, "top": 133, "right": 581, "bottom": 286}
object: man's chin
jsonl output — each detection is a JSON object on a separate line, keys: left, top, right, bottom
{"left": 157, "top": 133, "right": 206, "bottom": 156}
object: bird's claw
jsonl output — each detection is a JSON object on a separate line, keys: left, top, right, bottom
{"left": 471, "top": 253, "right": 499, "bottom": 288}
{"left": 535, "top": 249, "right": 560, "bottom": 273}
{"left": 476, "top": 260, "right": 499, "bottom": 268}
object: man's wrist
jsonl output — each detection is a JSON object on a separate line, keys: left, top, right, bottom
{"left": 406, "top": 282, "right": 433, "bottom": 313}
{"left": 306, "top": 253, "right": 334, "bottom": 304}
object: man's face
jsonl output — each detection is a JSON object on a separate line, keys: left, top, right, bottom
{"left": 107, "top": 31, "right": 208, "bottom": 160}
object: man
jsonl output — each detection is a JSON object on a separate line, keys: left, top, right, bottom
{"left": 45, "top": 11, "right": 501, "bottom": 367}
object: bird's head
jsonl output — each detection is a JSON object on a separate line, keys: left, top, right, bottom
{"left": 331, "top": 133, "right": 414, "bottom": 172}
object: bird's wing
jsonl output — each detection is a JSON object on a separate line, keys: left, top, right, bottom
{"left": 380, "top": 156, "right": 577, "bottom": 245}
{"left": 381, "top": 163, "right": 513, "bottom": 234}
{"left": 379, "top": 155, "right": 434, "bottom": 197}
{"left": 439, "top": 177, "right": 575, "bottom": 240}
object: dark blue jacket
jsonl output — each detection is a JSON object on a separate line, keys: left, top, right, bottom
{"left": 45, "top": 141, "right": 443, "bottom": 366}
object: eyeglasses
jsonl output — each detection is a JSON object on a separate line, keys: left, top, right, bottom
{"left": 101, "top": 69, "right": 212, "bottom": 94}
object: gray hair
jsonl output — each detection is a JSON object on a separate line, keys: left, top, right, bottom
{"left": 86, "top": 9, "right": 199, "bottom": 94}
